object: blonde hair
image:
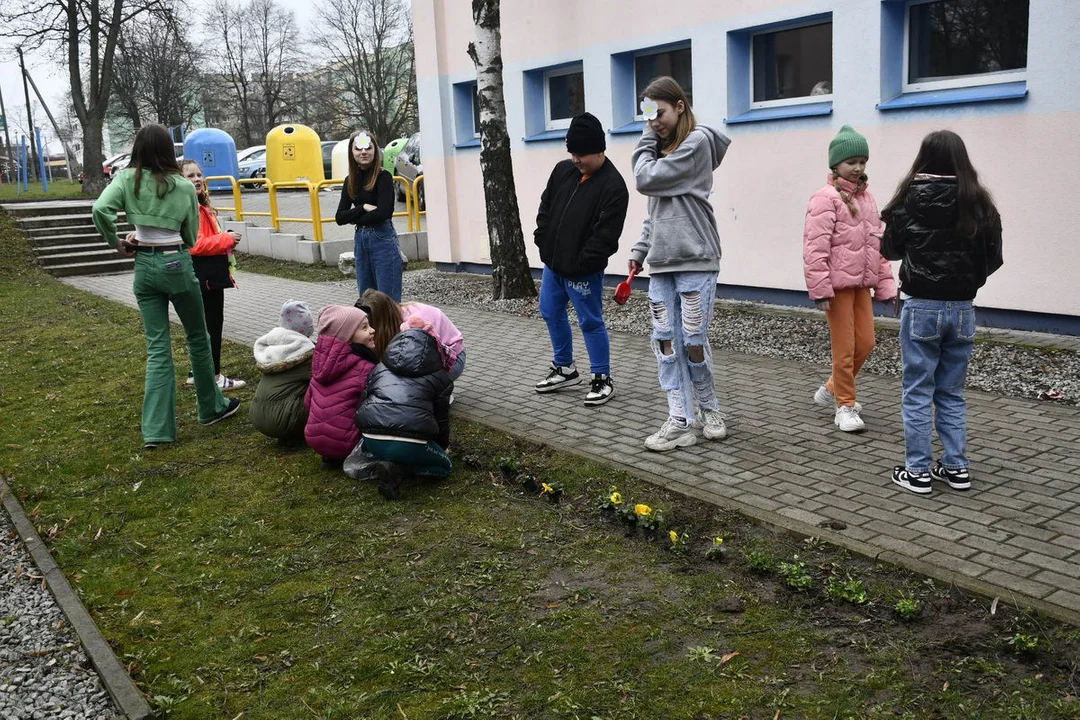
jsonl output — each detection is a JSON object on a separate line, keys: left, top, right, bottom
{"left": 642, "top": 76, "right": 696, "bottom": 155}
{"left": 180, "top": 159, "right": 217, "bottom": 214}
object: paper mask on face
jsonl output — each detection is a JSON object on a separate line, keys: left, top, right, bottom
{"left": 639, "top": 98, "right": 658, "bottom": 121}
{"left": 354, "top": 133, "right": 372, "bottom": 150}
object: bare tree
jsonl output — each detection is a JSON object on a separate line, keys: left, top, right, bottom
{"left": 0, "top": 0, "right": 169, "bottom": 194}
{"left": 467, "top": 0, "right": 535, "bottom": 299}
{"left": 313, "top": 0, "right": 418, "bottom": 142}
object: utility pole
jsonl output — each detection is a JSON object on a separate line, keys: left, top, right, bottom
{"left": 23, "top": 69, "right": 75, "bottom": 182}
{"left": 0, "top": 82, "right": 13, "bottom": 183}
{"left": 17, "top": 47, "right": 39, "bottom": 182}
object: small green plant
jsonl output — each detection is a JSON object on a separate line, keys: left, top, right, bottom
{"left": 894, "top": 593, "right": 921, "bottom": 621}
{"left": 1005, "top": 632, "right": 1041, "bottom": 655}
{"left": 744, "top": 548, "right": 775, "bottom": 572}
{"left": 777, "top": 556, "right": 813, "bottom": 591}
{"left": 686, "top": 645, "right": 717, "bottom": 663}
{"left": 668, "top": 529, "right": 690, "bottom": 554}
{"left": 705, "top": 536, "right": 728, "bottom": 562}
{"left": 597, "top": 485, "right": 624, "bottom": 513}
{"left": 538, "top": 481, "right": 564, "bottom": 503}
{"left": 825, "top": 575, "right": 868, "bottom": 605}
{"left": 635, "top": 504, "right": 664, "bottom": 533}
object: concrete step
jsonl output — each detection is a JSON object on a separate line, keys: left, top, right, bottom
{"left": 31, "top": 232, "right": 112, "bottom": 248}
{"left": 35, "top": 241, "right": 113, "bottom": 256}
{"left": 2, "top": 201, "right": 97, "bottom": 219}
{"left": 25, "top": 224, "right": 129, "bottom": 240}
{"left": 44, "top": 258, "right": 135, "bottom": 277}
{"left": 37, "top": 248, "right": 124, "bottom": 267}
{"left": 15, "top": 213, "right": 127, "bottom": 230}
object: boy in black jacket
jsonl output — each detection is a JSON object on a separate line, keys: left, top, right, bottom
{"left": 533, "top": 112, "right": 630, "bottom": 406}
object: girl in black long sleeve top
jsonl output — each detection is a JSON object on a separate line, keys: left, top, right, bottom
{"left": 336, "top": 130, "right": 403, "bottom": 301}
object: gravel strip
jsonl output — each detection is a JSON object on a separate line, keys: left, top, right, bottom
{"left": 384, "top": 270, "right": 1080, "bottom": 407}
{"left": 1, "top": 511, "right": 123, "bottom": 720}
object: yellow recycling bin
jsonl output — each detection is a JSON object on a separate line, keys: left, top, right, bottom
{"left": 265, "top": 124, "right": 323, "bottom": 185}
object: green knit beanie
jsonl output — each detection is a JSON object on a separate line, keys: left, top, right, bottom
{"left": 828, "top": 125, "right": 869, "bottom": 168}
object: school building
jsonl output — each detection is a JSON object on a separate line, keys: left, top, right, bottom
{"left": 412, "top": 0, "right": 1080, "bottom": 334}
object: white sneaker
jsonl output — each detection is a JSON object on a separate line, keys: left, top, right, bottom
{"left": 814, "top": 384, "right": 861, "bottom": 413}
{"left": 834, "top": 405, "right": 866, "bottom": 432}
{"left": 535, "top": 363, "right": 581, "bottom": 393}
{"left": 645, "top": 417, "right": 697, "bottom": 452}
{"left": 697, "top": 408, "right": 727, "bottom": 440}
{"left": 217, "top": 375, "right": 246, "bottom": 391}
{"left": 185, "top": 371, "right": 195, "bottom": 386}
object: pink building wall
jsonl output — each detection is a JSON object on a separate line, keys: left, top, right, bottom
{"left": 413, "top": 0, "right": 1080, "bottom": 321}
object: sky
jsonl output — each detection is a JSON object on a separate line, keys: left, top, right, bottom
{"left": 0, "top": 0, "right": 321, "bottom": 155}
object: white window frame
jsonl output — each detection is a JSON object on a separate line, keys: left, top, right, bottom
{"left": 902, "top": 0, "right": 1027, "bottom": 93}
{"left": 543, "top": 65, "right": 585, "bottom": 131}
{"left": 748, "top": 19, "right": 833, "bottom": 110}
{"left": 632, "top": 45, "right": 692, "bottom": 120}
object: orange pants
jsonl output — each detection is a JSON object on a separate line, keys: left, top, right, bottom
{"left": 824, "top": 287, "right": 875, "bottom": 407}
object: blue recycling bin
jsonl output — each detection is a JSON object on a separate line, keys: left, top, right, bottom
{"left": 183, "top": 128, "right": 239, "bottom": 191}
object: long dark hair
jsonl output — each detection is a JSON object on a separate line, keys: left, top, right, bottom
{"left": 128, "top": 124, "right": 181, "bottom": 199}
{"left": 881, "top": 130, "right": 997, "bottom": 238}
{"left": 346, "top": 130, "right": 383, "bottom": 197}
{"left": 357, "top": 288, "right": 406, "bottom": 360}
{"left": 641, "top": 76, "right": 696, "bottom": 155}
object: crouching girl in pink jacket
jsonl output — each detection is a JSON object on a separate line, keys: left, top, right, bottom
{"left": 803, "top": 125, "right": 896, "bottom": 433}
{"left": 304, "top": 305, "right": 378, "bottom": 469}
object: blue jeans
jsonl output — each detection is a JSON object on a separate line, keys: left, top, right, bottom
{"left": 354, "top": 220, "right": 402, "bottom": 301}
{"left": 449, "top": 348, "right": 466, "bottom": 381}
{"left": 899, "top": 298, "right": 976, "bottom": 473}
{"left": 539, "top": 266, "right": 610, "bottom": 375}
{"left": 647, "top": 271, "right": 719, "bottom": 420}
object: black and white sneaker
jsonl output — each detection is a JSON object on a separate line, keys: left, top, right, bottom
{"left": 535, "top": 363, "right": 581, "bottom": 393}
{"left": 200, "top": 397, "right": 241, "bottom": 426}
{"left": 584, "top": 374, "right": 614, "bottom": 406}
{"left": 931, "top": 461, "right": 971, "bottom": 490}
{"left": 892, "top": 466, "right": 932, "bottom": 495}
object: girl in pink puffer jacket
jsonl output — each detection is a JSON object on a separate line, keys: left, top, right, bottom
{"left": 803, "top": 125, "right": 896, "bottom": 433}
{"left": 304, "top": 305, "right": 378, "bottom": 469}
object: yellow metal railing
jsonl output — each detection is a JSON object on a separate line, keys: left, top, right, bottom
{"left": 203, "top": 173, "right": 425, "bottom": 241}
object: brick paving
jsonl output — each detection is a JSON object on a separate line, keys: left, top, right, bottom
{"left": 63, "top": 270, "right": 1080, "bottom": 625}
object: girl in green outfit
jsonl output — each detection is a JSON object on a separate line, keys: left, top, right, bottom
{"left": 92, "top": 124, "right": 241, "bottom": 449}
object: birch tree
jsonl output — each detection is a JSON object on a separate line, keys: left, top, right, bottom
{"left": 467, "top": 0, "right": 536, "bottom": 300}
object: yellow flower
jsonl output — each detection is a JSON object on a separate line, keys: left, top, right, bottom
{"left": 541, "top": 482, "right": 553, "bottom": 494}
{"left": 669, "top": 530, "right": 679, "bottom": 544}
{"left": 610, "top": 492, "right": 623, "bottom": 505}
{"left": 635, "top": 504, "right": 652, "bottom": 517}
{"left": 713, "top": 537, "right": 724, "bottom": 546}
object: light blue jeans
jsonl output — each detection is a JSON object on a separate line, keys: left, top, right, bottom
{"left": 354, "top": 219, "right": 402, "bottom": 302}
{"left": 647, "top": 271, "right": 719, "bottom": 420}
{"left": 899, "top": 298, "right": 976, "bottom": 474}
{"left": 539, "top": 266, "right": 610, "bottom": 375}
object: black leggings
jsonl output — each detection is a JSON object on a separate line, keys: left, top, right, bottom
{"left": 202, "top": 288, "right": 225, "bottom": 375}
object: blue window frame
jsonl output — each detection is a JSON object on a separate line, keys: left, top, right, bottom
{"left": 523, "top": 61, "right": 585, "bottom": 141}
{"left": 726, "top": 14, "right": 833, "bottom": 125}
{"left": 610, "top": 41, "right": 692, "bottom": 134}
{"left": 452, "top": 80, "right": 481, "bottom": 148}
{"left": 878, "top": 0, "right": 1029, "bottom": 111}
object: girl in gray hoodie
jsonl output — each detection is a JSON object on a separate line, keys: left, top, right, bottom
{"left": 628, "top": 76, "right": 731, "bottom": 452}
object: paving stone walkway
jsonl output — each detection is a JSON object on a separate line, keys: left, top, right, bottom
{"left": 63, "top": 270, "right": 1080, "bottom": 625}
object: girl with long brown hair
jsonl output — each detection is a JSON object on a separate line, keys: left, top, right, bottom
{"left": 335, "top": 130, "right": 402, "bottom": 300}
{"left": 627, "top": 76, "right": 732, "bottom": 452}
{"left": 358, "top": 289, "right": 466, "bottom": 380}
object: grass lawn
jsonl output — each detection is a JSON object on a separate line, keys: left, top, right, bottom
{"left": 236, "top": 252, "right": 435, "bottom": 284}
{"left": 0, "top": 178, "right": 88, "bottom": 202}
{"left": 1, "top": 213, "right": 1078, "bottom": 718}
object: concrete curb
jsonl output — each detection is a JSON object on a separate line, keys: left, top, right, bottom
{"left": 0, "top": 477, "right": 154, "bottom": 720}
{"left": 453, "top": 408, "right": 1080, "bottom": 629}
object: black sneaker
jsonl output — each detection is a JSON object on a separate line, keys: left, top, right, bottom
{"left": 931, "top": 461, "right": 971, "bottom": 490}
{"left": 892, "top": 466, "right": 932, "bottom": 495}
{"left": 200, "top": 397, "right": 241, "bottom": 426}
{"left": 535, "top": 363, "right": 581, "bottom": 393}
{"left": 584, "top": 374, "right": 614, "bottom": 406}
{"left": 375, "top": 461, "right": 403, "bottom": 500}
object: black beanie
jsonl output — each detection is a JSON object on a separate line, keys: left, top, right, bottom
{"left": 565, "top": 112, "right": 606, "bottom": 155}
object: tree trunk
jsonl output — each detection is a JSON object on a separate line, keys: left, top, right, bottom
{"left": 81, "top": 115, "right": 107, "bottom": 195}
{"left": 467, "top": 0, "right": 536, "bottom": 300}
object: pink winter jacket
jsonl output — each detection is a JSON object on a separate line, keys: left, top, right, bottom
{"left": 303, "top": 336, "right": 375, "bottom": 459}
{"left": 803, "top": 175, "right": 897, "bottom": 302}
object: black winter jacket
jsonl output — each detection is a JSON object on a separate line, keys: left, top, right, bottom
{"left": 534, "top": 158, "right": 629, "bottom": 278}
{"left": 881, "top": 177, "right": 1003, "bottom": 301}
{"left": 354, "top": 329, "right": 453, "bottom": 449}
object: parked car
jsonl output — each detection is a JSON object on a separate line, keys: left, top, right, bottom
{"left": 321, "top": 141, "right": 337, "bottom": 180}
{"left": 394, "top": 132, "right": 423, "bottom": 210}
{"left": 236, "top": 145, "right": 266, "bottom": 164}
{"left": 103, "top": 152, "right": 131, "bottom": 179}
{"left": 237, "top": 146, "right": 268, "bottom": 187}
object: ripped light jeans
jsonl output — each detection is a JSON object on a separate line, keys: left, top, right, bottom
{"left": 647, "top": 271, "right": 720, "bottom": 420}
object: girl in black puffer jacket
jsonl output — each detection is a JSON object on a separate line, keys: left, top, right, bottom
{"left": 354, "top": 316, "right": 454, "bottom": 498}
{"left": 881, "top": 130, "right": 1003, "bottom": 496}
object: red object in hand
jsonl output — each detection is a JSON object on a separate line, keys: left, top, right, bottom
{"left": 614, "top": 266, "right": 639, "bottom": 305}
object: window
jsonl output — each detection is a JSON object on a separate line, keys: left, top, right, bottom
{"left": 905, "top": 0, "right": 1028, "bottom": 91}
{"left": 634, "top": 46, "right": 693, "bottom": 111}
{"left": 544, "top": 66, "right": 585, "bottom": 130}
{"left": 751, "top": 22, "right": 832, "bottom": 107}
{"left": 452, "top": 80, "right": 481, "bottom": 147}
{"left": 610, "top": 41, "right": 692, "bottom": 132}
